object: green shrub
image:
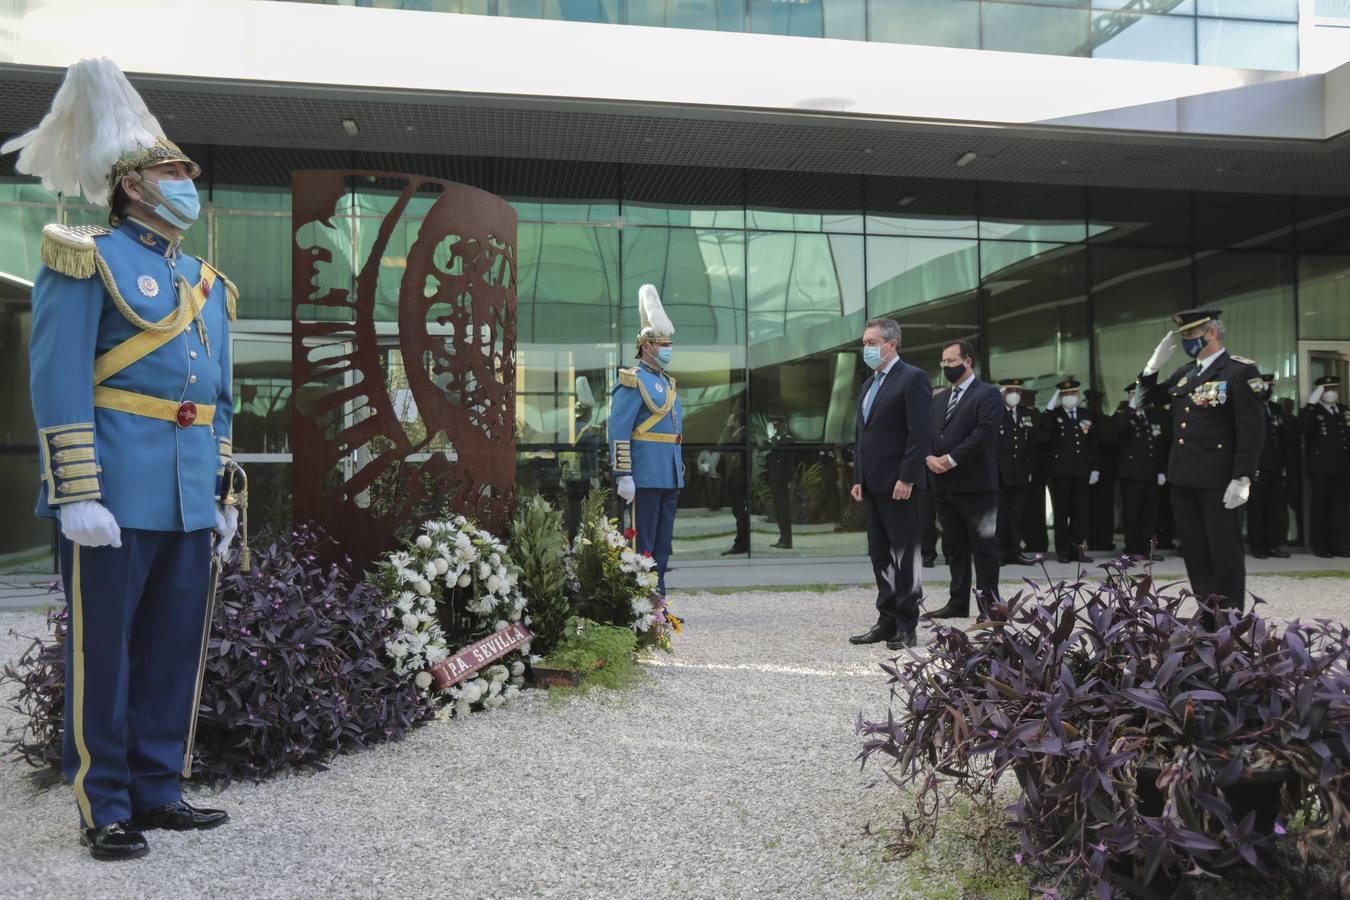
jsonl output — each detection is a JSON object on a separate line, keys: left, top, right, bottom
{"left": 509, "top": 495, "right": 571, "bottom": 657}
{"left": 541, "top": 616, "right": 639, "bottom": 692}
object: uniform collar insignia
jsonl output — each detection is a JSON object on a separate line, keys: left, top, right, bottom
{"left": 121, "top": 217, "right": 180, "bottom": 258}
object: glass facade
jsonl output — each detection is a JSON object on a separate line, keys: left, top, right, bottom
{"left": 1, "top": 152, "right": 1346, "bottom": 572}
{"left": 281, "top": 0, "right": 1301, "bottom": 69}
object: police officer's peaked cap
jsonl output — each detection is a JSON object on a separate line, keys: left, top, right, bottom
{"left": 1314, "top": 375, "right": 1342, "bottom": 387}
{"left": 1172, "top": 308, "right": 1221, "bottom": 334}
{"left": 998, "top": 377, "right": 1024, "bottom": 388}
{"left": 1055, "top": 378, "right": 1082, "bottom": 392}
{"left": 1261, "top": 373, "right": 1276, "bottom": 383}
{"left": 1124, "top": 382, "right": 1139, "bottom": 392}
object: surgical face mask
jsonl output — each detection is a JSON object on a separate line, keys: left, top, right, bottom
{"left": 942, "top": 363, "right": 967, "bottom": 384}
{"left": 1326, "top": 390, "right": 1340, "bottom": 405}
{"left": 1181, "top": 334, "right": 1207, "bottom": 359}
{"left": 138, "top": 176, "right": 201, "bottom": 229}
{"left": 1061, "top": 394, "right": 1080, "bottom": 410}
{"left": 652, "top": 346, "right": 673, "bottom": 368}
{"left": 1004, "top": 392, "right": 1021, "bottom": 408}
{"left": 862, "top": 345, "right": 883, "bottom": 370}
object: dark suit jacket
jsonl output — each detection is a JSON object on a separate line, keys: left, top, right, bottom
{"left": 853, "top": 358, "right": 932, "bottom": 495}
{"left": 1114, "top": 405, "right": 1167, "bottom": 481}
{"left": 929, "top": 377, "right": 1002, "bottom": 494}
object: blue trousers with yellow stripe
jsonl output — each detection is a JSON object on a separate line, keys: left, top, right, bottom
{"left": 60, "top": 529, "right": 212, "bottom": 829}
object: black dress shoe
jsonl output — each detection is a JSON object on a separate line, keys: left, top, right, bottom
{"left": 1056, "top": 554, "right": 1073, "bottom": 564}
{"left": 1315, "top": 551, "right": 1335, "bottom": 559}
{"left": 922, "top": 555, "right": 936, "bottom": 568}
{"left": 849, "top": 624, "right": 891, "bottom": 645}
{"left": 926, "top": 604, "right": 970, "bottom": 619}
{"left": 721, "top": 545, "right": 748, "bottom": 556}
{"left": 1269, "top": 548, "right": 1290, "bottom": 558}
{"left": 1150, "top": 553, "right": 1164, "bottom": 562}
{"left": 1251, "top": 550, "right": 1269, "bottom": 559}
{"left": 131, "top": 800, "right": 229, "bottom": 832}
{"left": 81, "top": 822, "right": 148, "bottom": 861}
{"left": 886, "top": 629, "right": 918, "bottom": 651}
{"left": 770, "top": 541, "right": 793, "bottom": 550}
{"left": 1004, "top": 555, "right": 1034, "bottom": 566}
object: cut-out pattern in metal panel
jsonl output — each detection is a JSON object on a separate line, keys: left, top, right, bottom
{"left": 292, "top": 170, "right": 517, "bottom": 569}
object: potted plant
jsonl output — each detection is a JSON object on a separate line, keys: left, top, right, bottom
{"left": 857, "top": 559, "right": 1350, "bottom": 898}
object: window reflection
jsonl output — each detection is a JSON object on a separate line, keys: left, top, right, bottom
{"left": 868, "top": 0, "right": 980, "bottom": 48}
{"left": 626, "top": 0, "right": 744, "bottom": 30}
{"left": 1299, "top": 255, "right": 1350, "bottom": 340}
{"left": 1091, "top": 11, "right": 1196, "bottom": 63}
{"left": 1195, "top": 251, "right": 1296, "bottom": 379}
{"left": 233, "top": 338, "right": 294, "bottom": 455}
{"left": 983, "top": 3, "right": 1091, "bottom": 56}
{"left": 983, "top": 242, "right": 1089, "bottom": 392}
{"left": 1090, "top": 246, "right": 1193, "bottom": 400}
{"left": 1197, "top": 18, "right": 1298, "bottom": 69}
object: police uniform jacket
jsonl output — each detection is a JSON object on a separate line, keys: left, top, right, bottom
{"left": 1136, "top": 350, "right": 1264, "bottom": 490}
{"left": 31, "top": 218, "right": 235, "bottom": 532}
{"left": 607, "top": 363, "right": 684, "bottom": 489}
{"left": 1299, "top": 402, "right": 1349, "bottom": 478}
{"left": 997, "top": 405, "right": 1036, "bottom": 487}
{"left": 1259, "top": 401, "right": 1292, "bottom": 474}
{"left": 1038, "top": 407, "right": 1099, "bottom": 479}
{"left": 1114, "top": 405, "right": 1166, "bottom": 481}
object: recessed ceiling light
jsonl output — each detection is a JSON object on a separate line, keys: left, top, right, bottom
{"left": 405, "top": 125, "right": 415, "bottom": 132}
{"left": 955, "top": 151, "right": 977, "bottom": 168}
{"left": 898, "top": 195, "right": 916, "bottom": 208}
{"left": 862, "top": 148, "right": 873, "bottom": 155}
{"left": 342, "top": 118, "right": 360, "bottom": 137}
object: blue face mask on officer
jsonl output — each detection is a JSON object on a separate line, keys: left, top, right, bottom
{"left": 862, "top": 345, "right": 884, "bottom": 370}
{"left": 1181, "top": 329, "right": 1210, "bottom": 359}
{"left": 652, "top": 345, "right": 673, "bottom": 368}
{"left": 135, "top": 174, "right": 201, "bottom": 230}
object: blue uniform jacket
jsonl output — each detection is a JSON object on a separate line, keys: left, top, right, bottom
{"left": 31, "top": 218, "right": 234, "bottom": 532}
{"left": 607, "top": 364, "right": 684, "bottom": 490}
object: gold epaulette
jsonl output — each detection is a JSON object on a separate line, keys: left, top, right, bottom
{"left": 197, "top": 259, "right": 238, "bottom": 320}
{"left": 1230, "top": 355, "right": 1256, "bottom": 365}
{"left": 40, "top": 224, "right": 109, "bottom": 279}
{"left": 617, "top": 367, "right": 638, "bottom": 388}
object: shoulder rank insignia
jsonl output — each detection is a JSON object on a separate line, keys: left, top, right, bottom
{"left": 197, "top": 259, "right": 239, "bottom": 321}
{"left": 40, "top": 223, "right": 109, "bottom": 280}
{"left": 617, "top": 367, "right": 639, "bottom": 389}
{"left": 1230, "top": 355, "right": 1256, "bottom": 365}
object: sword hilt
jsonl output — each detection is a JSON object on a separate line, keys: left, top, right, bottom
{"left": 221, "top": 459, "right": 250, "bottom": 572}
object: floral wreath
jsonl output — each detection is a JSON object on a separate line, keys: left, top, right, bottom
{"left": 374, "top": 516, "right": 532, "bottom": 717}
{"left": 584, "top": 515, "right": 682, "bottom": 652}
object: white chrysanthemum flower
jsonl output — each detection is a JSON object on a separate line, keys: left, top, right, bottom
{"left": 484, "top": 694, "right": 504, "bottom": 709}
{"left": 401, "top": 612, "right": 420, "bottom": 631}
{"left": 478, "top": 562, "right": 491, "bottom": 580}
{"left": 414, "top": 578, "right": 432, "bottom": 596}
{"left": 486, "top": 574, "right": 501, "bottom": 593}
{"left": 510, "top": 608, "right": 522, "bottom": 622}
{"left": 386, "top": 640, "right": 409, "bottom": 659}
{"left": 632, "top": 613, "right": 656, "bottom": 633}
{"left": 456, "top": 573, "right": 471, "bottom": 588}
{"left": 511, "top": 675, "right": 525, "bottom": 688}
{"left": 632, "top": 596, "right": 654, "bottom": 616}
{"left": 434, "top": 558, "right": 450, "bottom": 576}
{"left": 528, "top": 654, "right": 542, "bottom": 664}
{"left": 489, "top": 664, "right": 509, "bottom": 681}
{"left": 494, "top": 619, "right": 509, "bottom": 632}
{"left": 510, "top": 660, "right": 525, "bottom": 676}
{"left": 519, "top": 641, "right": 532, "bottom": 655}
{"left": 423, "top": 561, "right": 437, "bottom": 580}
{"left": 425, "top": 645, "right": 448, "bottom": 665}
{"left": 416, "top": 534, "right": 433, "bottom": 550}
{"left": 504, "top": 684, "right": 519, "bottom": 700}
{"left": 414, "top": 671, "right": 433, "bottom": 690}
{"left": 488, "top": 551, "right": 501, "bottom": 566}
{"left": 460, "top": 682, "right": 482, "bottom": 704}
{"left": 454, "top": 699, "right": 472, "bottom": 718}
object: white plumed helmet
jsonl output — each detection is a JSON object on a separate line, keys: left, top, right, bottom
{"left": 636, "top": 283, "right": 674, "bottom": 350}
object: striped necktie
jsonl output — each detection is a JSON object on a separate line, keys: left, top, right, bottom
{"left": 945, "top": 386, "right": 962, "bottom": 419}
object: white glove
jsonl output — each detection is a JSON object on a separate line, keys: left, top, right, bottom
{"left": 1089, "top": 471, "right": 1100, "bottom": 486}
{"left": 617, "top": 475, "right": 636, "bottom": 503}
{"left": 1044, "top": 389, "right": 1061, "bottom": 412}
{"left": 1144, "top": 331, "right": 1178, "bottom": 376}
{"left": 1157, "top": 473, "right": 1166, "bottom": 487}
{"left": 1222, "top": 477, "right": 1251, "bottom": 510}
{"left": 1309, "top": 385, "right": 1325, "bottom": 406}
{"left": 214, "top": 504, "right": 239, "bottom": 561}
{"left": 59, "top": 500, "right": 122, "bottom": 548}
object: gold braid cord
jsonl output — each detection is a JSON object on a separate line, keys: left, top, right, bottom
{"left": 95, "top": 252, "right": 194, "bottom": 335}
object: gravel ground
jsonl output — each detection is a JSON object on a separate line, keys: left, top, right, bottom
{"left": 0, "top": 574, "right": 1345, "bottom": 899}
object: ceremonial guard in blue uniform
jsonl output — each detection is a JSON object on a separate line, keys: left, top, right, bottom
{"left": 4, "top": 59, "right": 240, "bottom": 860}
{"left": 607, "top": 285, "right": 683, "bottom": 596}
{"left": 1135, "top": 308, "right": 1264, "bottom": 616}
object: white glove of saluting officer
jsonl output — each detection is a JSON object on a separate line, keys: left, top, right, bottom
{"left": 1044, "top": 389, "right": 1061, "bottom": 412}
{"left": 1144, "top": 330, "right": 1178, "bottom": 376}
{"left": 214, "top": 504, "right": 239, "bottom": 561}
{"left": 59, "top": 500, "right": 122, "bottom": 548}
{"left": 1309, "top": 385, "right": 1325, "bottom": 407}
{"left": 617, "top": 475, "right": 636, "bottom": 503}
{"left": 1222, "top": 477, "right": 1251, "bottom": 510}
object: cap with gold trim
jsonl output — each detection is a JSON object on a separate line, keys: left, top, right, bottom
{"left": 1055, "top": 378, "right": 1082, "bottom": 393}
{"left": 1314, "top": 375, "right": 1342, "bottom": 387}
{"left": 998, "top": 377, "right": 1025, "bottom": 389}
{"left": 1171, "top": 308, "right": 1222, "bottom": 334}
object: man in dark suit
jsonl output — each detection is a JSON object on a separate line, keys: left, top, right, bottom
{"left": 1247, "top": 373, "right": 1292, "bottom": 559}
{"left": 995, "top": 378, "right": 1035, "bottom": 566}
{"left": 1039, "top": 378, "right": 1100, "bottom": 563}
{"left": 1135, "top": 308, "right": 1265, "bottom": 614}
{"left": 849, "top": 317, "right": 932, "bottom": 651}
{"left": 1299, "top": 375, "right": 1349, "bottom": 558}
{"left": 925, "top": 342, "right": 1003, "bottom": 619}
{"left": 1115, "top": 382, "right": 1167, "bottom": 559}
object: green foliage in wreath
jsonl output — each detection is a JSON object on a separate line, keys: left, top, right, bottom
{"left": 509, "top": 495, "right": 572, "bottom": 657}
{"left": 541, "top": 616, "right": 640, "bottom": 693}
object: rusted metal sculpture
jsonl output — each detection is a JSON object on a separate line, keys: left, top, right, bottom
{"left": 292, "top": 171, "right": 517, "bottom": 570}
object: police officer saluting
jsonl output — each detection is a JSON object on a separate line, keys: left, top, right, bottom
{"left": 1300, "top": 375, "right": 1349, "bottom": 558}
{"left": 1248, "top": 373, "right": 1293, "bottom": 559}
{"left": 995, "top": 378, "right": 1035, "bottom": 565}
{"left": 1039, "top": 379, "right": 1099, "bottom": 563}
{"left": 608, "top": 284, "right": 683, "bottom": 595}
{"left": 4, "top": 59, "right": 238, "bottom": 859}
{"left": 1115, "top": 382, "right": 1167, "bottom": 560}
{"left": 1135, "top": 309, "right": 1264, "bottom": 614}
